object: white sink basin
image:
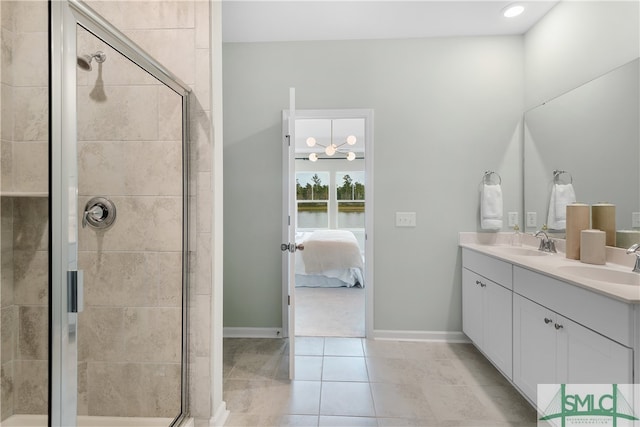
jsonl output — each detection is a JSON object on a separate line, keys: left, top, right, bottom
{"left": 558, "top": 265, "right": 640, "bottom": 286}
{"left": 490, "top": 246, "right": 550, "bottom": 257}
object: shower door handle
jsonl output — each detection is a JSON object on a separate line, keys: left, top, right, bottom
{"left": 67, "top": 270, "right": 84, "bottom": 313}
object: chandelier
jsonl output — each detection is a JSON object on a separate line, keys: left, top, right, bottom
{"left": 304, "top": 121, "right": 357, "bottom": 162}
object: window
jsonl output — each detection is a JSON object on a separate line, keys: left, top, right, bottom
{"left": 336, "top": 171, "right": 365, "bottom": 229}
{"left": 296, "top": 172, "right": 329, "bottom": 229}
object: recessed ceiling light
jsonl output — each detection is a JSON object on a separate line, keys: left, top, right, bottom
{"left": 503, "top": 4, "right": 525, "bottom": 18}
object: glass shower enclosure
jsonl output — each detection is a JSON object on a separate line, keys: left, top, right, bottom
{"left": 1, "top": 0, "right": 190, "bottom": 425}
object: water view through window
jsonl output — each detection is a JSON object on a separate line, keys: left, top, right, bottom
{"left": 296, "top": 171, "right": 364, "bottom": 229}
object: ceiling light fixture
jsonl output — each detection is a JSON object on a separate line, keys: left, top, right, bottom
{"left": 502, "top": 4, "right": 524, "bottom": 18}
{"left": 305, "top": 121, "right": 357, "bottom": 162}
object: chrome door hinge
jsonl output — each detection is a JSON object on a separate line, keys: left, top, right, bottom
{"left": 67, "top": 270, "right": 84, "bottom": 313}
{"left": 288, "top": 295, "right": 291, "bottom": 306}
{"left": 286, "top": 135, "right": 290, "bottom": 146}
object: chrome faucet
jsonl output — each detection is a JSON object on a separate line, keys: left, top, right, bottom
{"left": 535, "top": 230, "right": 557, "bottom": 253}
{"left": 626, "top": 243, "right": 640, "bottom": 273}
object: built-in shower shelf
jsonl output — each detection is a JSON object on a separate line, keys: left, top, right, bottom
{"left": 0, "top": 192, "right": 48, "bottom": 198}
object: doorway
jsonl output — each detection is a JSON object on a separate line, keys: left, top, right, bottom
{"left": 282, "top": 109, "right": 374, "bottom": 347}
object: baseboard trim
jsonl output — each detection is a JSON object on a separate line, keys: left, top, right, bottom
{"left": 372, "top": 329, "right": 470, "bottom": 343}
{"left": 223, "top": 327, "right": 283, "bottom": 338}
{"left": 210, "top": 401, "right": 229, "bottom": 427}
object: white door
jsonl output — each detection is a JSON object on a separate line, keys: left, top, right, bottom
{"left": 557, "top": 315, "right": 633, "bottom": 384}
{"left": 282, "top": 88, "right": 297, "bottom": 379}
{"left": 483, "top": 280, "right": 513, "bottom": 377}
{"left": 513, "top": 295, "right": 557, "bottom": 403}
{"left": 461, "top": 269, "right": 484, "bottom": 345}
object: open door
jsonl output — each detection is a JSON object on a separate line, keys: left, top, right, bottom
{"left": 281, "top": 88, "right": 297, "bottom": 379}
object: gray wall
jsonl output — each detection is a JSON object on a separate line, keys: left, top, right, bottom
{"left": 223, "top": 36, "right": 524, "bottom": 332}
{"left": 223, "top": 1, "right": 640, "bottom": 334}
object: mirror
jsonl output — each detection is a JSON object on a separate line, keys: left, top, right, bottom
{"left": 524, "top": 58, "right": 639, "bottom": 246}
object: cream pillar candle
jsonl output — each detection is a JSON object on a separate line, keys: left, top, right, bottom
{"left": 580, "top": 229, "right": 606, "bottom": 265}
{"left": 566, "top": 203, "right": 590, "bottom": 260}
{"left": 592, "top": 203, "right": 616, "bottom": 246}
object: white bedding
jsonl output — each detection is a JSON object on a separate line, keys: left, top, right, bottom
{"left": 295, "top": 230, "right": 364, "bottom": 288}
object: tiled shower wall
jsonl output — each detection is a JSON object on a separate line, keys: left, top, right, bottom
{"left": 1, "top": 1, "right": 49, "bottom": 194}
{"left": 78, "top": 0, "right": 215, "bottom": 421}
{"left": 76, "top": 26, "right": 184, "bottom": 417}
{"left": 0, "top": 0, "right": 215, "bottom": 423}
{"left": 1, "top": 0, "right": 50, "bottom": 420}
{"left": 1, "top": 198, "right": 49, "bottom": 418}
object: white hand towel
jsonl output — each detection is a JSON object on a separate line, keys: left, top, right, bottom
{"left": 480, "top": 183, "right": 503, "bottom": 230}
{"left": 547, "top": 183, "right": 576, "bottom": 230}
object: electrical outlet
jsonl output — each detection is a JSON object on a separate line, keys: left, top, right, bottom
{"left": 633, "top": 212, "right": 640, "bottom": 228}
{"left": 526, "top": 212, "right": 537, "bottom": 228}
{"left": 507, "top": 212, "right": 518, "bottom": 227}
{"left": 396, "top": 212, "right": 416, "bottom": 227}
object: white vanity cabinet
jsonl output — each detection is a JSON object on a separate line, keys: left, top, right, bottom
{"left": 513, "top": 295, "right": 633, "bottom": 403}
{"left": 513, "top": 267, "right": 633, "bottom": 404}
{"left": 462, "top": 249, "right": 513, "bottom": 378}
{"left": 512, "top": 295, "right": 557, "bottom": 402}
{"left": 461, "top": 245, "right": 636, "bottom": 409}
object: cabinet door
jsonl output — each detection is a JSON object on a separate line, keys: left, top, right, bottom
{"left": 462, "top": 268, "right": 483, "bottom": 345}
{"left": 556, "top": 315, "right": 633, "bottom": 385}
{"left": 484, "top": 281, "right": 512, "bottom": 378}
{"left": 513, "top": 295, "right": 557, "bottom": 403}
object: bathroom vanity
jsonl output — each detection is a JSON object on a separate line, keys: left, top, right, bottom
{"left": 460, "top": 233, "right": 639, "bottom": 407}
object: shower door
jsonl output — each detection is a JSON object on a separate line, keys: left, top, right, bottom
{"left": 51, "top": 1, "right": 190, "bottom": 425}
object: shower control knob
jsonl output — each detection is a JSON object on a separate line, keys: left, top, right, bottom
{"left": 83, "top": 197, "right": 117, "bottom": 230}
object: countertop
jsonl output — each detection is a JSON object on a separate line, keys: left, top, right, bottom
{"left": 459, "top": 232, "right": 640, "bottom": 304}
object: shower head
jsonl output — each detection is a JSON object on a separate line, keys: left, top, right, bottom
{"left": 77, "top": 51, "right": 106, "bottom": 71}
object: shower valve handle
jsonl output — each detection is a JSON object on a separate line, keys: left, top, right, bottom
{"left": 82, "top": 197, "right": 117, "bottom": 230}
{"left": 82, "top": 205, "right": 104, "bottom": 228}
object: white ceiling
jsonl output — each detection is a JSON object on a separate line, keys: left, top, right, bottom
{"left": 222, "top": 1, "right": 559, "bottom": 43}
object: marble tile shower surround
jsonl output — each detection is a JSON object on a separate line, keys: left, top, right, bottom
{"left": 1, "top": 0, "right": 50, "bottom": 420}
{"left": 1, "top": 197, "right": 49, "bottom": 420}
{"left": 1, "top": 0, "right": 215, "bottom": 422}
{"left": 1, "top": 1, "right": 49, "bottom": 195}
{"left": 75, "top": 29, "right": 183, "bottom": 416}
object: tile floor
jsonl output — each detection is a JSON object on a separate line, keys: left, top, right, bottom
{"left": 295, "top": 287, "right": 365, "bottom": 337}
{"left": 223, "top": 337, "right": 537, "bottom": 427}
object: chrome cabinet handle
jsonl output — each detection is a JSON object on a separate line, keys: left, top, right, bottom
{"left": 544, "top": 318, "right": 553, "bottom": 324}
{"left": 475, "top": 280, "right": 486, "bottom": 288}
{"left": 555, "top": 323, "right": 564, "bottom": 330}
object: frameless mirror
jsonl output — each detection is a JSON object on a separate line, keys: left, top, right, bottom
{"left": 524, "top": 58, "right": 640, "bottom": 246}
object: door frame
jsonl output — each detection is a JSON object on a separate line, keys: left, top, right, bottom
{"left": 281, "top": 108, "right": 375, "bottom": 343}
{"left": 49, "top": 1, "right": 191, "bottom": 424}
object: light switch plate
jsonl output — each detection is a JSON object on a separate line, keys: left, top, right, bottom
{"left": 396, "top": 212, "right": 416, "bottom": 227}
{"left": 633, "top": 212, "right": 640, "bottom": 228}
{"left": 507, "top": 212, "right": 518, "bottom": 227}
{"left": 526, "top": 212, "right": 537, "bottom": 228}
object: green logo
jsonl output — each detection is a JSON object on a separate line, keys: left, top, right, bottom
{"left": 539, "top": 384, "right": 639, "bottom": 427}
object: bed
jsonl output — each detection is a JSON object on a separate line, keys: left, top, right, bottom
{"left": 295, "top": 230, "right": 364, "bottom": 288}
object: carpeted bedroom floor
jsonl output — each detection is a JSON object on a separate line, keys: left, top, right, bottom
{"left": 295, "top": 287, "right": 365, "bottom": 337}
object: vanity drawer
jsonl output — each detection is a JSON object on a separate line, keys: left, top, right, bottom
{"left": 513, "top": 266, "right": 634, "bottom": 347}
{"left": 462, "top": 248, "right": 512, "bottom": 289}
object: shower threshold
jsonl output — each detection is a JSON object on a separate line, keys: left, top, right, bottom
{"left": 0, "top": 415, "right": 175, "bottom": 427}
